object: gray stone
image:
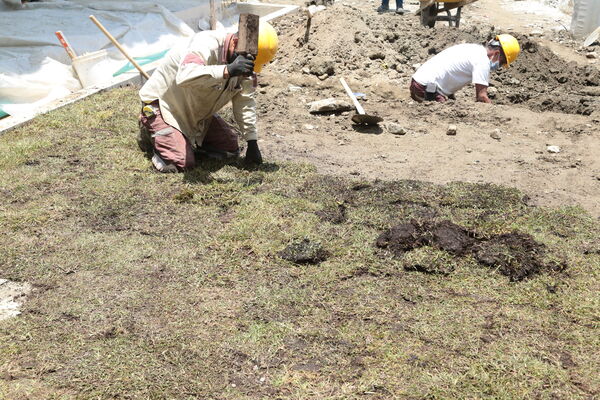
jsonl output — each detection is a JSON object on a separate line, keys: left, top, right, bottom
{"left": 547, "top": 145, "right": 561, "bottom": 153}
{"left": 530, "top": 29, "right": 543, "bottom": 37}
{"left": 308, "top": 98, "right": 353, "bottom": 114}
{"left": 386, "top": 122, "right": 407, "bottom": 135}
{"left": 490, "top": 130, "right": 501, "bottom": 140}
{"left": 447, "top": 124, "right": 457, "bottom": 136}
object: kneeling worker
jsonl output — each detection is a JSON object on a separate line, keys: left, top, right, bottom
{"left": 410, "top": 34, "right": 520, "bottom": 104}
{"left": 138, "top": 22, "right": 278, "bottom": 172}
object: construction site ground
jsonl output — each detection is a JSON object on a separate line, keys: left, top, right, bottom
{"left": 0, "top": 0, "right": 599, "bottom": 398}
{"left": 259, "top": 0, "right": 600, "bottom": 217}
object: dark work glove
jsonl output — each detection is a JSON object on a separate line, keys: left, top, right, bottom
{"left": 245, "top": 140, "right": 262, "bottom": 164}
{"left": 226, "top": 54, "right": 255, "bottom": 77}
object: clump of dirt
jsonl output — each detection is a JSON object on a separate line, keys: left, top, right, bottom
{"left": 472, "top": 232, "right": 549, "bottom": 282}
{"left": 279, "top": 238, "right": 329, "bottom": 264}
{"left": 376, "top": 221, "right": 427, "bottom": 253}
{"left": 376, "top": 220, "right": 473, "bottom": 256}
{"left": 430, "top": 220, "right": 474, "bottom": 256}
{"left": 376, "top": 219, "right": 560, "bottom": 281}
{"left": 272, "top": 4, "right": 599, "bottom": 115}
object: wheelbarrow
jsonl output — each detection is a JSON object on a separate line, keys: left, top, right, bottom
{"left": 417, "top": 0, "right": 478, "bottom": 28}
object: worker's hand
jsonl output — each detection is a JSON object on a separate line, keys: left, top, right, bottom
{"left": 227, "top": 54, "right": 255, "bottom": 77}
{"left": 245, "top": 140, "right": 263, "bottom": 164}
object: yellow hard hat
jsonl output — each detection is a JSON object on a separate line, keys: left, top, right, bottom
{"left": 496, "top": 34, "right": 520, "bottom": 68}
{"left": 254, "top": 21, "right": 278, "bottom": 73}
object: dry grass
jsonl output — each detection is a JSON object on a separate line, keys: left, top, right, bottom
{"left": 0, "top": 87, "right": 598, "bottom": 399}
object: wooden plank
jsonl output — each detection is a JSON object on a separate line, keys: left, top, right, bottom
{"left": 236, "top": 13, "right": 260, "bottom": 57}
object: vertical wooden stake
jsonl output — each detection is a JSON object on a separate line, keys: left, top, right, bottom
{"left": 210, "top": 0, "right": 217, "bottom": 30}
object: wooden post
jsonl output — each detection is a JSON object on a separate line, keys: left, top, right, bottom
{"left": 210, "top": 0, "right": 217, "bottom": 30}
{"left": 55, "top": 31, "right": 77, "bottom": 60}
{"left": 304, "top": 9, "right": 312, "bottom": 44}
{"left": 89, "top": 15, "right": 150, "bottom": 80}
{"left": 236, "top": 13, "right": 260, "bottom": 57}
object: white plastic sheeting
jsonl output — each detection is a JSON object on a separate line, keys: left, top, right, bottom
{"left": 0, "top": 0, "right": 196, "bottom": 117}
{"left": 571, "top": 0, "right": 600, "bottom": 38}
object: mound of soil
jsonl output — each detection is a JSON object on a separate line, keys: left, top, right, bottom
{"left": 376, "top": 220, "right": 473, "bottom": 255}
{"left": 493, "top": 39, "right": 600, "bottom": 115}
{"left": 279, "top": 238, "right": 329, "bottom": 264}
{"left": 272, "top": 4, "right": 599, "bottom": 115}
{"left": 472, "top": 232, "right": 549, "bottom": 282}
{"left": 376, "top": 219, "right": 559, "bottom": 281}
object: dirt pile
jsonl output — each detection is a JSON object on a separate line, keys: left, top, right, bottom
{"left": 376, "top": 219, "right": 563, "bottom": 281}
{"left": 493, "top": 38, "right": 600, "bottom": 115}
{"left": 271, "top": 4, "right": 599, "bottom": 115}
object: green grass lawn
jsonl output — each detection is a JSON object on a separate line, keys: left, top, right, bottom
{"left": 0, "top": 87, "right": 598, "bottom": 399}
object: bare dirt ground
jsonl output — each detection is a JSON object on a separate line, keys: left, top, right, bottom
{"left": 257, "top": 0, "right": 600, "bottom": 216}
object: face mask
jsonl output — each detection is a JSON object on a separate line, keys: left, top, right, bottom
{"left": 490, "top": 52, "right": 501, "bottom": 71}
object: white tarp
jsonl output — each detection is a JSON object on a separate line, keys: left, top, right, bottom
{"left": 571, "top": 0, "right": 600, "bottom": 38}
{"left": 0, "top": 0, "right": 196, "bottom": 117}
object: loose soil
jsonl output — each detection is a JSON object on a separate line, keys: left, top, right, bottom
{"left": 275, "top": 4, "right": 600, "bottom": 115}
{"left": 253, "top": 0, "right": 600, "bottom": 217}
{"left": 376, "top": 219, "right": 557, "bottom": 281}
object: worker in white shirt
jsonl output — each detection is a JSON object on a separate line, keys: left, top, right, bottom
{"left": 410, "top": 34, "right": 520, "bottom": 104}
{"left": 138, "top": 22, "right": 278, "bottom": 172}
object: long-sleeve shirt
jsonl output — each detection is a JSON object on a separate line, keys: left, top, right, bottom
{"left": 139, "top": 31, "right": 257, "bottom": 147}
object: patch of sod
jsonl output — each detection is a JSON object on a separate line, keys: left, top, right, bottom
{"left": 0, "top": 87, "right": 598, "bottom": 399}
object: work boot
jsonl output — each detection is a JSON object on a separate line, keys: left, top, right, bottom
{"left": 151, "top": 152, "right": 178, "bottom": 173}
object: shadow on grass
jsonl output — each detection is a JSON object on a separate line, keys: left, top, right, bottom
{"left": 183, "top": 157, "right": 280, "bottom": 184}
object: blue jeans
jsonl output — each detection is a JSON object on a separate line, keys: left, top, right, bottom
{"left": 381, "top": 0, "right": 403, "bottom": 8}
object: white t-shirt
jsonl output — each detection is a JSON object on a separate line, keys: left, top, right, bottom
{"left": 412, "top": 43, "right": 490, "bottom": 96}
